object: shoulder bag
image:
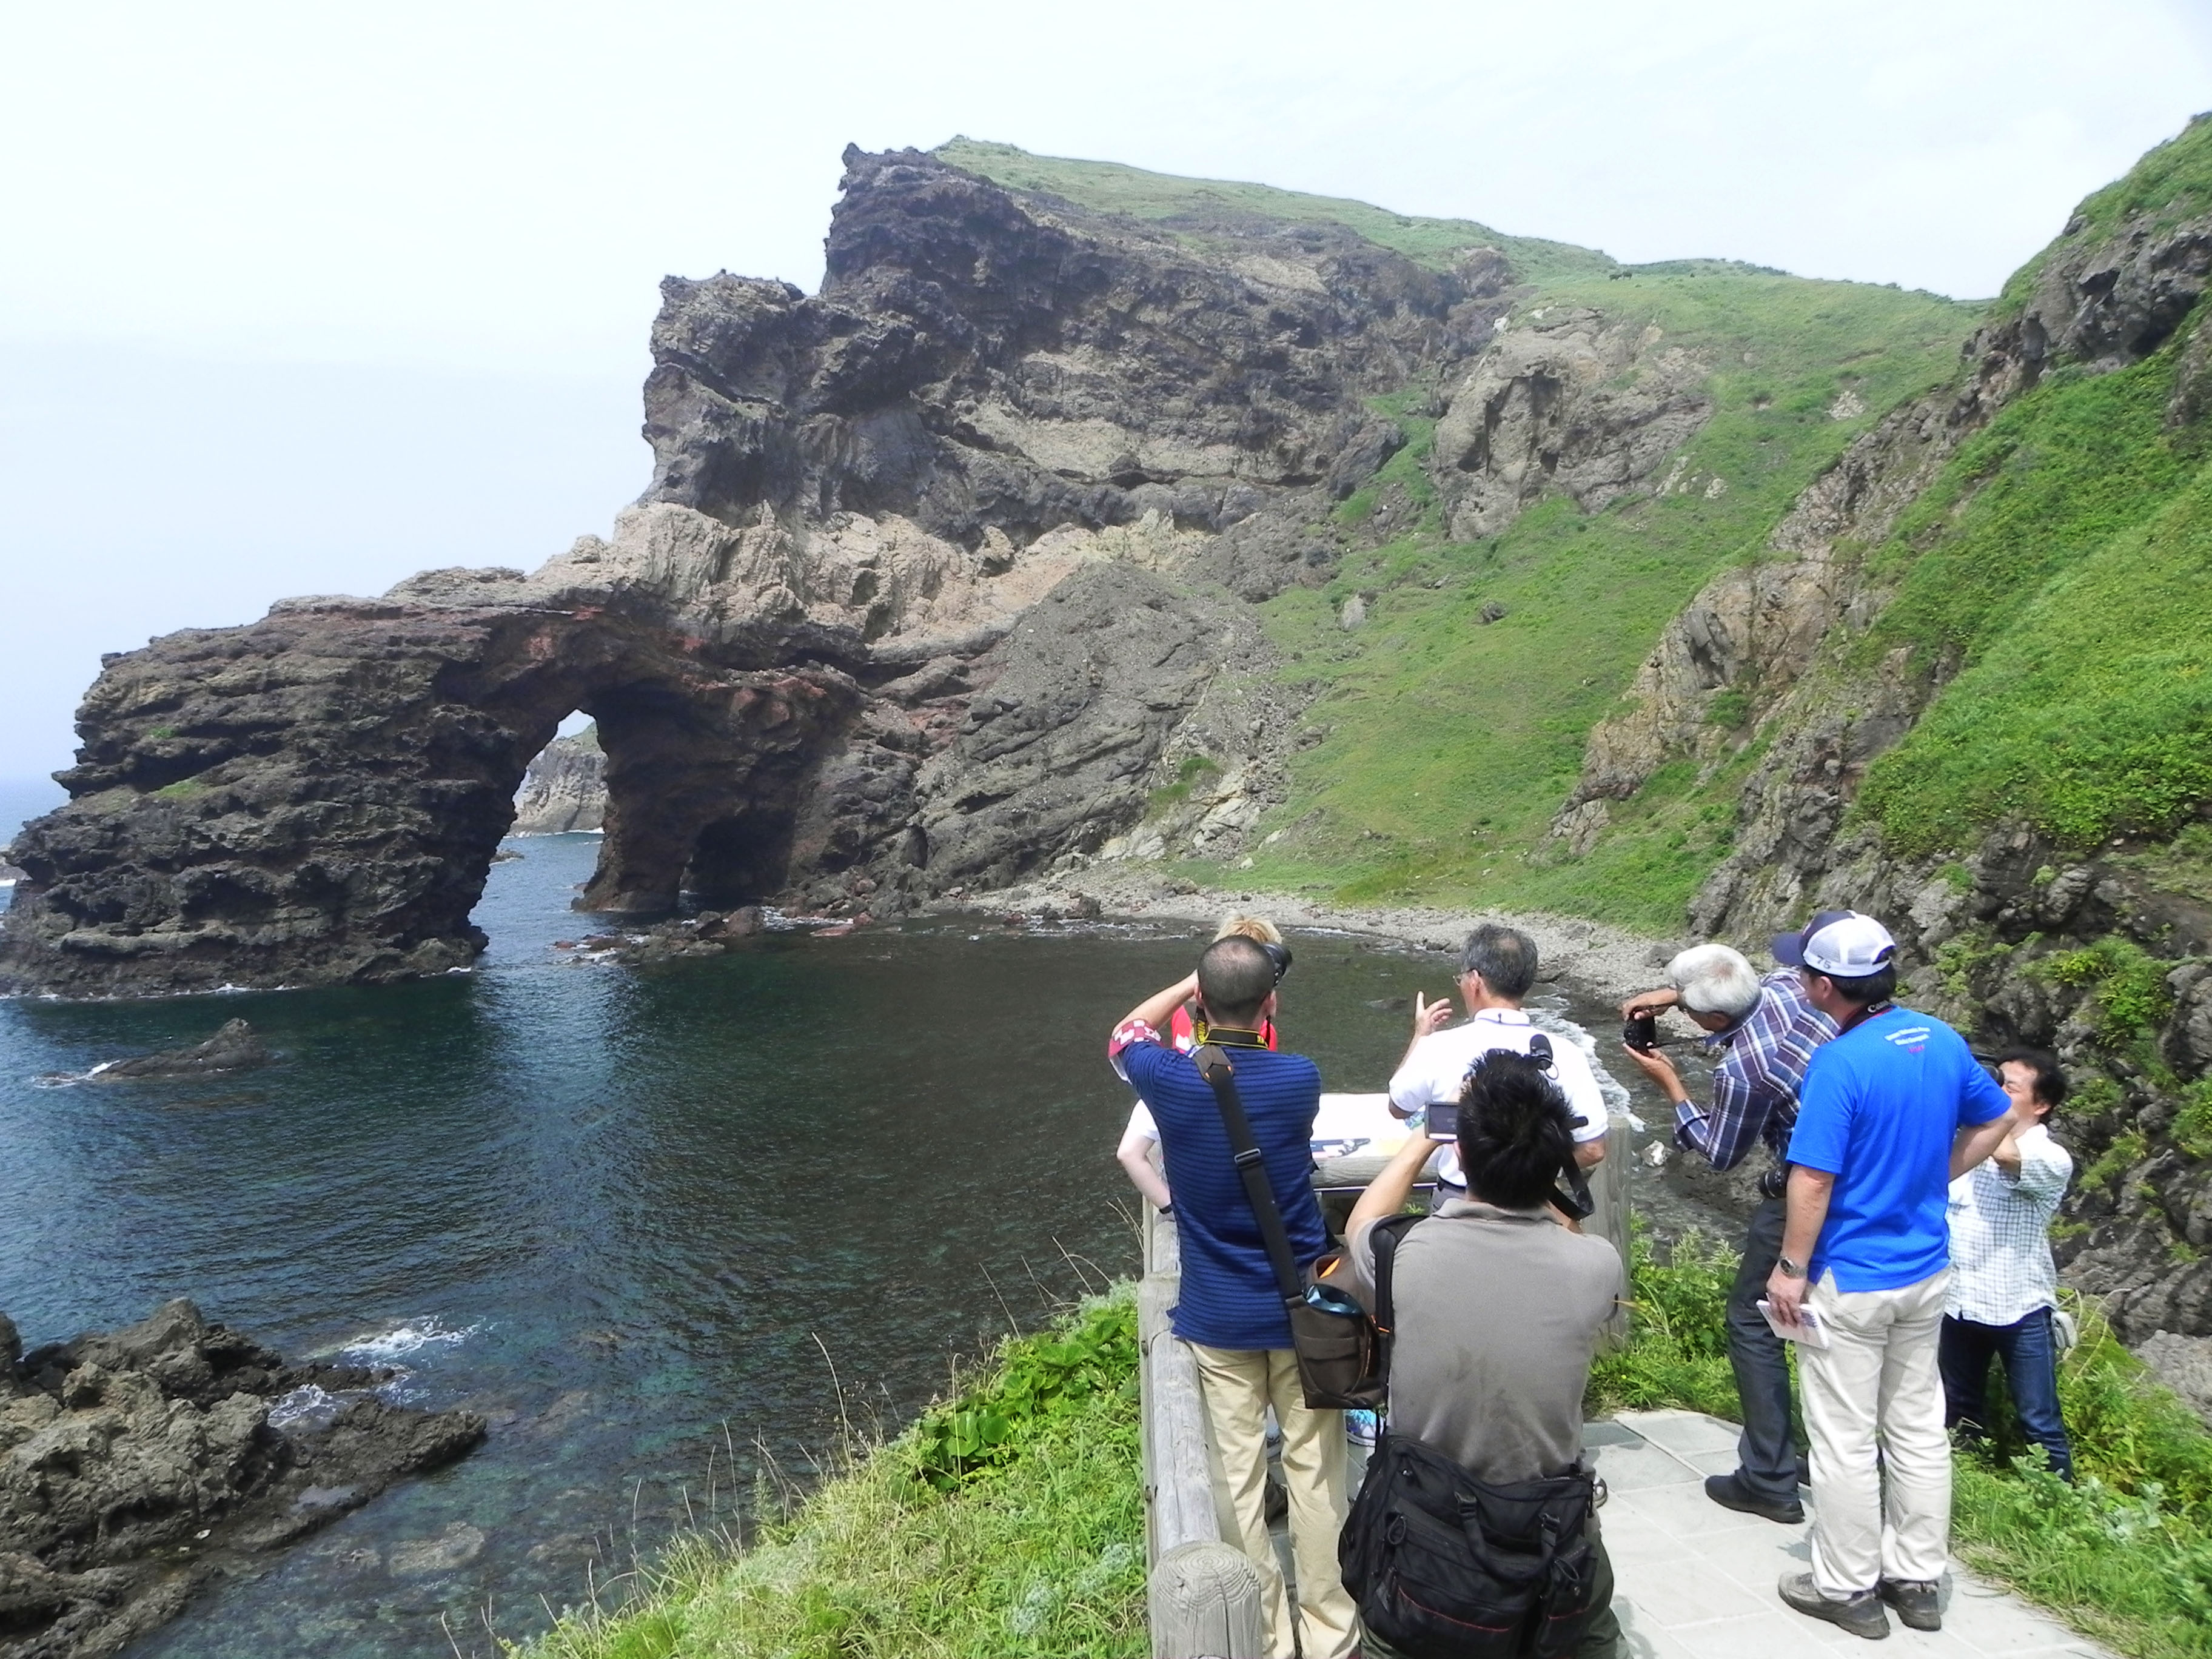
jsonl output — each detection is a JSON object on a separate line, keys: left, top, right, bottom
{"left": 1192, "top": 1041, "right": 1413, "bottom": 1409}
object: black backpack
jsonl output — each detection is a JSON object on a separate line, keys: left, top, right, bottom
{"left": 1338, "top": 1218, "right": 1604, "bottom": 1659}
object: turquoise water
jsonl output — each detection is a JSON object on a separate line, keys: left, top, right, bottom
{"left": 4, "top": 833, "right": 1681, "bottom": 1655}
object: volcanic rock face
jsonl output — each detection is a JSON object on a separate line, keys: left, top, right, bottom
{"left": 0, "top": 1298, "right": 483, "bottom": 1658}
{"left": 1432, "top": 305, "right": 1713, "bottom": 540}
{"left": 2, "top": 144, "right": 1603, "bottom": 998}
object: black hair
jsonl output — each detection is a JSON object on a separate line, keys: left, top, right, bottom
{"left": 1197, "top": 936, "right": 1275, "bottom": 1025}
{"left": 1460, "top": 922, "right": 1538, "bottom": 1000}
{"left": 1996, "top": 1046, "right": 2069, "bottom": 1110}
{"left": 1823, "top": 964, "right": 1897, "bottom": 1007}
{"left": 1456, "top": 1051, "right": 1576, "bottom": 1210}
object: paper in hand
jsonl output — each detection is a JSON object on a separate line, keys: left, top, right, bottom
{"left": 1756, "top": 1299, "right": 1831, "bottom": 1349}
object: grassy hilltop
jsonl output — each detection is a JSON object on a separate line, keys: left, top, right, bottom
{"left": 941, "top": 139, "right": 1980, "bottom": 932}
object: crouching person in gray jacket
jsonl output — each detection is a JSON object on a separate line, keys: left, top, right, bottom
{"left": 1341, "top": 1050, "right": 1628, "bottom": 1659}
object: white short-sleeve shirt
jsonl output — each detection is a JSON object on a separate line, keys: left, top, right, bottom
{"left": 1389, "top": 1007, "right": 1610, "bottom": 1187}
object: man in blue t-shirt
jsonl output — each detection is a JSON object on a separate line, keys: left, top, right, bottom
{"left": 1109, "top": 935, "right": 1356, "bottom": 1659}
{"left": 1763, "top": 913, "right": 2019, "bottom": 1641}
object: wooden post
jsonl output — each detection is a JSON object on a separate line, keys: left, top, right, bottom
{"left": 1140, "top": 1195, "right": 1264, "bottom": 1657}
{"left": 1150, "top": 1540, "right": 1268, "bottom": 1659}
{"left": 1587, "top": 1118, "right": 1635, "bottom": 1347}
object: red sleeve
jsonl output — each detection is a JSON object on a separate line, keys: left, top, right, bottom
{"left": 1109, "top": 1017, "right": 1162, "bottom": 1061}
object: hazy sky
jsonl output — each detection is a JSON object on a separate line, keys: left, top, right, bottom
{"left": 2, "top": 0, "right": 2208, "bottom": 783}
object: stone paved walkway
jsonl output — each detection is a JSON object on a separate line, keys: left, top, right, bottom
{"left": 1593, "top": 1410, "right": 2107, "bottom": 1658}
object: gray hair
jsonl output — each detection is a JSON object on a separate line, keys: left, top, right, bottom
{"left": 1460, "top": 923, "right": 1538, "bottom": 1000}
{"left": 1666, "top": 943, "right": 1761, "bottom": 1020}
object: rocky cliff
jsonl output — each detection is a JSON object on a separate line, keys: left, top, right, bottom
{"left": 511, "top": 728, "right": 605, "bottom": 835}
{"left": 1, "top": 1298, "right": 481, "bottom": 1657}
{"left": 1566, "top": 115, "right": 2212, "bottom": 1341}
{"left": 0, "top": 144, "right": 1527, "bottom": 996}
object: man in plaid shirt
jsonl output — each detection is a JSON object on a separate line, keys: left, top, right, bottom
{"left": 1942, "top": 1047, "right": 2076, "bottom": 1478}
{"left": 1620, "top": 923, "right": 1841, "bottom": 1525}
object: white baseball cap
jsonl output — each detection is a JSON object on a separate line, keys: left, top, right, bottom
{"left": 1798, "top": 913, "right": 1897, "bottom": 977}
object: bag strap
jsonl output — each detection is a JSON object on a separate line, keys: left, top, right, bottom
{"left": 1195, "top": 1043, "right": 1306, "bottom": 1309}
{"left": 1367, "top": 1212, "right": 1423, "bottom": 1389}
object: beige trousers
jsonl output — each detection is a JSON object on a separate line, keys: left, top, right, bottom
{"left": 1799, "top": 1267, "right": 1952, "bottom": 1598}
{"left": 1189, "top": 1343, "right": 1358, "bottom": 1659}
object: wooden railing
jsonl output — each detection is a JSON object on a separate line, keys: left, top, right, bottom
{"left": 1136, "top": 1118, "right": 1635, "bottom": 1656}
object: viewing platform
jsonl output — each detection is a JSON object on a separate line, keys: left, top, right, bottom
{"left": 1134, "top": 1114, "right": 2109, "bottom": 1658}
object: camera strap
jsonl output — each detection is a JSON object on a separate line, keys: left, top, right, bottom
{"left": 1194, "top": 1043, "right": 1307, "bottom": 1310}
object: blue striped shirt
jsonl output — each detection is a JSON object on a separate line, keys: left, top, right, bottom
{"left": 1117, "top": 1036, "right": 1326, "bottom": 1350}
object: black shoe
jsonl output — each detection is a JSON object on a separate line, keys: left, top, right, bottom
{"left": 1878, "top": 1578, "right": 1942, "bottom": 1631}
{"left": 1780, "top": 1572, "right": 1889, "bottom": 1640}
{"left": 1705, "top": 1472, "right": 1805, "bottom": 1525}
{"left": 1264, "top": 1475, "right": 1288, "bottom": 1524}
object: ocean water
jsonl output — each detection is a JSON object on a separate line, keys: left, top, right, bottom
{"left": 0, "top": 835, "right": 1706, "bottom": 1656}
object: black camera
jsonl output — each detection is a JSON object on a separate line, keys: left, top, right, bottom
{"left": 1259, "top": 940, "right": 1293, "bottom": 985}
{"left": 1623, "top": 1011, "right": 1659, "bottom": 1053}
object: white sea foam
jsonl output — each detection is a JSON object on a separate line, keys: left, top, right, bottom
{"left": 1529, "top": 999, "right": 1647, "bottom": 1132}
{"left": 338, "top": 1316, "right": 481, "bottom": 1365}
{"left": 267, "top": 1383, "right": 343, "bottom": 1431}
{"left": 33, "top": 1059, "right": 113, "bottom": 1087}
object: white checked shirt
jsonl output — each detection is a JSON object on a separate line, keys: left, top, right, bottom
{"left": 1945, "top": 1124, "right": 2073, "bottom": 1326}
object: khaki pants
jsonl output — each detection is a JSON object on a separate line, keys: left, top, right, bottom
{"left": 1190, "top": 1343, "right": 1358, "bottom": 1659}
{"left": 1800, "top": 1267, "right": 1952, "bottom": 1598}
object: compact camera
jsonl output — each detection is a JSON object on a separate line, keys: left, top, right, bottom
{"left": 1623, "top": 1011, "right": 1659, "bottom": 1053}
{"left": 1426, "top": 1102, "right": 1459, "bottom": 1142}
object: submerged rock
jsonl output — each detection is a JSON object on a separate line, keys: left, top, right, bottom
{"left": 0, "top": 1298, "right": 484, "bottom": 1658}
{"left": 91, "top": 1019, "right": 269, "bottom": 1081}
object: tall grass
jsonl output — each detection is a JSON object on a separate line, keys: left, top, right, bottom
{"left": 518, "top": 1292, "right": 1147, "bottom": 1659}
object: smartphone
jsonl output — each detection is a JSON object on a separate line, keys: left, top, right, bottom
{"left": 1426, "top": 1102, "right": 1458, "bottom": 1142}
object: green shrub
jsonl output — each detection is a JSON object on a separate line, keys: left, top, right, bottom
{"left": 523, "top": 1291, "right": 1147, "bottom": 1659}
{"left": 1703, "top": 689, "right": 1751, "bottom": 729}
{"left": 909, "top": 1296, "right": 1138, "bottom": 1490}
{"left": 2174, "top": 1081, "right": 2212, "bottom": 1162}
{"left": 1586, "top": 1226, "right": 1740, "bottom": 1418}
{"left": 2034, "top": 938, "right": 2176, "bottom": 1042}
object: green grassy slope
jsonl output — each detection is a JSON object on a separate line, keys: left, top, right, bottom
{"left": 1248, "top": 276, "right": 1974, "bottom": 931}
{"left": 1859, "top": 380, "right": 2212, "bottom": 856}
{"left": 935, "top": 136, "right": 1619, "bottom": 284}
{"left": 1841, "top": 121, "right": 2212, "bottom": 859}
{"left": 939, "top": 138, "right": 1978, "bottom": 929}
{"left": 1996, "top": 115, "right": 2212, "bottom": 320}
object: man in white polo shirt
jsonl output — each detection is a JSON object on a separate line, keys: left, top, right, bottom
{"left": 1390, "top": 923, "right": 1610, "bottom": 1202}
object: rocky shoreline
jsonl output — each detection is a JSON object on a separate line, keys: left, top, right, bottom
{"left": 1, "top": 1299, "right": 483, "bottom": 1658}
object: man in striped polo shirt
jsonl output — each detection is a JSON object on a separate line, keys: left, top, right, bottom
{"left": 1110, "top": 935, "right": 1356, "bottom": 1659}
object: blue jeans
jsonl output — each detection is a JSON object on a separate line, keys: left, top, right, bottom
{"left": 1940, "top": 1308, "right": 2074, "bottom": 1480}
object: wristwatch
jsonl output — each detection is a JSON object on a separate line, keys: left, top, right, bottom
{"left": 1776, "top": 1255, "right": 1807, "bottom": 1279}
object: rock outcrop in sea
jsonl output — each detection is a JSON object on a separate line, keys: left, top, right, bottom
{"left": 0, "top": 1298, "right": 483, "bottom": 1658}
{"left": 85, "top": 1019, "right": 269, "bottom": 1081}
